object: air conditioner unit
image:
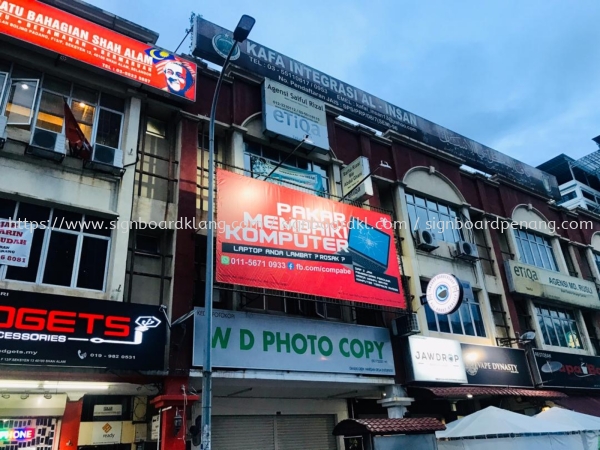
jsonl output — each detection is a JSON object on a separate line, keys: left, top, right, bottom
{"left": 26, "top": 128, "right": 66, "bottom": 162}
{"left": 392, "top": 313, "right": 420, "bottom": 337}
{"left": 0, "top": 115, "right": 7, "bottom": 149}
{"left": 86, "top": 143, "right": 124, "bottom": 175}
{"left": 454, "top": 240, "right": 479, "bottom": 261}
{"left": 414, "top": 227, "right": 439, "bottom": 252}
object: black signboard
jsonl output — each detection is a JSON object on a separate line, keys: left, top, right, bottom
{"left": 461, "top": 343, "right": 533, "bottom": 387}
{"left": 530, "top": 348, "right": 600, "bottom": 389}
{"left": 0, "top": 289, "right": 166, "bottom": 370}
{"left": 192, "top": 18, "right": 560, "bottom": 200}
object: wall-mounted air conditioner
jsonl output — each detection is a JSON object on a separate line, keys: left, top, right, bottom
{"left": 85, "top": 143, "right": 124, "bottom": 176}
{"left": 392, "top": 313, "right": 420, "bottom": 337}
{"left": 0, "top": 115, "right": 7, "bottom": 149}
{"left": 454, "top": 240, "right": 479, "bottom": 261}
{"left": 414, "top": 227, "right": 439, "bottom": 252}
{"left": 26, "top": 128, "right": 66, "bottom": 162}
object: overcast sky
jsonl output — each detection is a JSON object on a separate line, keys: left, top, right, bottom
{"left": 88, "top": 0, "right": 600, "bottom": 167}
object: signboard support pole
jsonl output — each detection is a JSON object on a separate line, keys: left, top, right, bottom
{"left": 200, "top": 39, "right": 240, "bottom": 450}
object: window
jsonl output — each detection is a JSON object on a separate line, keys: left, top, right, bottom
{"left": 0, "top": 64, "right": 125, "bottom": 151}
{"left": 244, "top": 141, "right": 330, "bottom": 196}
{"left": 557, "top": 191, "right": 577, "bottom": 205}
{"left": 535, "top": 305, "right": 584, "bottom": 349}
{"left": 405, "top": 193, "right": 463, "bottom": 243}
{"left": 560, "top": 241, "right": 578, "bottom": 277}
{"left": 0, "top": 198, "right": 111, "bottom": 291}
{"left": 489, "top": 294, "right": 509, "bottom": 339}
{"left": 514, "top": 229, "right": 557, "bottom": 271}
{"left": 583, "top": 313, "right": 600, "bottom": 355}
{"left": 594, "top": 252, "right": 600, "bottom": 277}
{"left": 5, "top": 79, "right": 39, "bottom": 125}
{"left": 422, "top": 280, "right": 486, "bottom": 337}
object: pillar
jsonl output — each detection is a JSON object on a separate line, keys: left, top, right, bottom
{"left": 377, "top": 385, "right": 414, "bottom": 418}
{"left": 58, "top": 399, "right": 83, "bottom": 449}
{"left": 150, "top": 377, "right": 199, "bottom": 450}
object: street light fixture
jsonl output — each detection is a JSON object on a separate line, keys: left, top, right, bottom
{"left": 201, "top": 14, "right": 255, "bottom": 450}
{"left": 496, "top": 330, "right": 536, "bottom": 347}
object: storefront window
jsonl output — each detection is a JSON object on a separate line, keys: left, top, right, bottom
{"left": 514, "top": 229, "right": 557, "bottom": 271}
{"left": 405, "top": 193, "right": 463, "bottom": 243}
{"left": 422, "top": 280, "right": 486, "bottom": 337}
{"left": 0, "top": 198, "right": 111, "bottom": 291}
{"left": 535, "top": 304, "right": 583, "bottom": 349}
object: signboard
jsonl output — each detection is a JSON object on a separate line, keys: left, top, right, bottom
{"left": 192, "top": 17, "right": 560, "bottom": 200}
{"left": 216, "top": 169, "right": 404, "bottom": 308}
{"left": 0, "top": 428, "right": 35, "bottom": 443}
{"left": 530, "top": 348, "right": 600, "bottom": 389}
{"left": 0, "top": 0, "right": 197, "bottom": 101}
{"left": 151, "top": 415, "right": 159, "bottom": 440}
{"left": 262, "top": 78, "right": 329, "bottom": 152}
{"left": 505, "top": 260, "right": 600, "bottom": 309}
{"left": 92, "top": 421, "right": 122, "bottom": 445}
{"left": 461, "top": 343, "right": 532, "bottom": 387}
{"left": 425, "top": 274, "right": 463, "bottom": 315}
{"left": 405, "top": 335, "right": 467, "bottom": 383}
{"left": 192, "top": 308, "right": 395, "bottom": 375}
{"left": 249, "top": 155, "right": 326, "bottom": 196}
{"left": 0, "top": 221, "right": 33, "bottom": 267}
{"left": 341, "top": 156, "right": 373, "bottom": 202}
{"left": 93, "top": 404, "right": 123, "bottom": 417}
{"left": 0, "top": 289, "right": 166, "bottom": 370}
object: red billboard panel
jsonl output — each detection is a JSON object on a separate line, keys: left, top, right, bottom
{"left": 0, "top": 0, "right": 196, "bottom": 101}
{"left": 216, "top": 169, "right": 405, "bottom": 309}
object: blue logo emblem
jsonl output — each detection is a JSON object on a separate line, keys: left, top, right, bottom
{"left": 435, "top": 284, "right": 449, "bottom": 303}
{"left": 287, "top": 262, "right": 295, "bottom": 270}
{"left": 212, "top": 34, "right": 241, "bottom": 61}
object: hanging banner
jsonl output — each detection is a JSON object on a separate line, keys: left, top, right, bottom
{"left": 0, "top": 0, "right": 197, "bottom": 101}
{"left": 249, "top": 155, "right": 326, "bottom": 196}
{"left": 192, "top": 17, "right": 559, "bottom": 199}
{"left": 0, "top": 220, "right": 33, "bottom": 268}
{"left": 192, "top": 308, "right": 395, "bottom": 375}
{"left": 216, "top": 169, "right": 404, "bottom": 308}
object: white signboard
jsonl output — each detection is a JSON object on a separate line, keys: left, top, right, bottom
{"left": 91, "top": 421, "right": 122, "bottom": 445}
{"left": 93, "top": 404, "right": 123, "bottom": 417}
{"left": 262, "top": 78, "right": 330, "bottom": 152}
{"left": 341, "top": 156, "right": 373, "bottom": 202}
{"left": 151, "top": 415, "right": 159, "bottom": 440}
{"left": 193, "top": 308, "right": 395, "bottom": 375}
{"left": 0, "top": 221, "right": 33, "bottom": 267}
{"left": 407, "top": 335, "right": 467, "bottom": 383}
{"left": 505, "top": 260, "right": 600, "bottom": 309}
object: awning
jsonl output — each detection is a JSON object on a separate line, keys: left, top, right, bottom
{"left": 410, "top": 386, "right": 567, "bottom": 399}
{"left": 554, "top": 396, "right": 600, "bottom": 417}
{"left": 333, "top": 418, "right": 446, "bottom": 436}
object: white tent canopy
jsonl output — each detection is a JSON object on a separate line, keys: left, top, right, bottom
{"left": 536, "top": 407, "right": 600, "bottom": 431}
{"left": 436, "top": 406, "right": 587, "bottom": 450}
{"left": 436, "top": 406, "right": 578, "bottom": 439}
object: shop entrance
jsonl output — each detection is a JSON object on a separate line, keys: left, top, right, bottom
{"left": 212, "top": 414, "right": 337, "bottom": 450}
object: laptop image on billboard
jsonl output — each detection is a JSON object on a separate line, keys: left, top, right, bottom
{"left": 346, "top": 217, "right": 390, "bottom": 273}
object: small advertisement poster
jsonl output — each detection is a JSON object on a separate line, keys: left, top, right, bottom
{"left": 0, "top": 221, "right": 33, "bottom": 267}
{"left": 91, "top": 422, "right": 122, "bottom": 445}
{"left": 216, "top": 169, "right": 404, "bottom": 308}
{"left": 262, "top": 78, "right": 329, "bottom": 152}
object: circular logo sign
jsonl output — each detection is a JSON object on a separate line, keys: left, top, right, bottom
{"left": 426, "top": 274, "right": 463, "bottom": 315}
{"left": 212, "top": 34, "right": 241, "bottom": 61}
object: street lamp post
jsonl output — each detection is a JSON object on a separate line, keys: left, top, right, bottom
{"left": 201, "top": 14, "right": 255, "bottom": 450}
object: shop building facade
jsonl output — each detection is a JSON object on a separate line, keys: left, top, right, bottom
{"left": 0, "top": 0, "right": 197, "bottom": 448}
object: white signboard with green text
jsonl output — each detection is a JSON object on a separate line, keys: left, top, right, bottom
{"left": 192, "top": 308, "right": 394, "bottom": 375}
